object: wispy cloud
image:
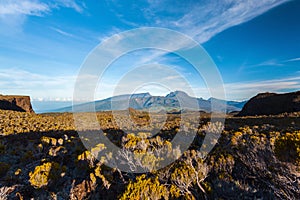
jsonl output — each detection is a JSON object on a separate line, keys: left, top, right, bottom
{"left": 0, "top": 0, "right": 85, "bottom": 16}
{"left": 224, "top": 76, "right": 300, "bottom": 100}
{"left": 50, "top": 26, "right": 74, "bottom": 37}
{"left": 0, "top": 0, "right": 86, "bottom": 35}
{"left": 238, "top": 59, "right": 285, "bottom": 72}
{"left": 285, "top": 57, "right": 300, "bottom": 62}
{"left": 238, "top": 56, "right": 300, "bottom": 73}
{"left": 0, "top": 0, "right": 85, "bottom": 31}
{"left": 172, "top": 0, "right": 290, "bottom": 43}
{"left": 0, "top": 0, "right": 50, "bottom": 16}
{"left": 110, "top": 0, "right": 290, "bottom": 43}
{"left": 53, "top": 0, "right": 85, "bottom": 13}
{"left": 0, "top": 68, "right": 75, "bottom": 99}
{"left": 250, "top": 59, "right": 285, "bottom": 67}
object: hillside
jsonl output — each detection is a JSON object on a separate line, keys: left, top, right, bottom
{"left": 238, "top": 91, "right": 300, "bottom": 116}
{"left": 0, "top": 109, "right": 299, "bottom": 199}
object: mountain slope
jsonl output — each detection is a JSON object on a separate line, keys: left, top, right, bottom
{"left": 55, "top": 91, "right": 246, "bottom": 113}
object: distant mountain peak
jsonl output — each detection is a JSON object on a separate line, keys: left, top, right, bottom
{"left": 130, "top": 92, "right": 151, "bottom": 98}
{"left": 166, "top": 90, "right": 189, "bottom": 98}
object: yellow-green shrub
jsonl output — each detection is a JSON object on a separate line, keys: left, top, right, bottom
{"left": 120, "top": 174, "right": 169, "bottom": 200}
{"left": 94, "top": 165, "right": 111, "bottom": 189}
{"left": 171, "top": 162, "right": 195, "bottom": 188}
{"left": 274, "top": 131, "right": 300, "bottom": 164}
{"left": 29, "top": 162, "right": 66, "bottom": 188}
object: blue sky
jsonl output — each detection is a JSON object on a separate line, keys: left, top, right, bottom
{"left": 0, "top": 0, "right": 299, "bottom": 102}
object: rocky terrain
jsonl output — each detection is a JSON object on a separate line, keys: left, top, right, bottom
{"left": 0, "top": 92, "right": 299, "bottom": 199}
{"left": 238, "top": 91, "right": 300, "bottom": 116}
{"left": 0, "top": 109, "right": 299, "bottom": 199}
{"left": 0, "top": 95, "right": 34, "bottom": 113}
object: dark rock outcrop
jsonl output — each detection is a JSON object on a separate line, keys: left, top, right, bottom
{"left": 237, "top": 91, "right": 300, "bottom": 116}
{"left": 0, "top": 95, "right": 34, "bottom": 113}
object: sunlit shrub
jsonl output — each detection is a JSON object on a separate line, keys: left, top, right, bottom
{"left": 29, "top": 162, "right": 66, "bottom": 188}
{"left": 231, "top": 131, "right": 243, "bottom": 146}
{"left": 94, "top": 165, "right": 111, "bottom": 189}
{"left": 120, "top": 174, "right": 168, "bottom": 200}
{"left": 274, "top": 131, "right": 300, "bottom": 164}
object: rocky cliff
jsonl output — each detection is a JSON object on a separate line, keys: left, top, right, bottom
{"left": 237, "top": 91, "right": 300, "bottom": 116}
{"left": 0, "top": 95, "right": 34, "bottom": 113}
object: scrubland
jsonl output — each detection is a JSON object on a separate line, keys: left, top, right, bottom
{"left": 0, "top": 109, "right": 299, "bottom": 199}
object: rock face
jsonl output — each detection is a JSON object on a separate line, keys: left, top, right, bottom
{"left": 0, "top": 95, "right": 34, "bottom": 113}
{"left": 237, "top": 91, "right": 300, "bottom": 116}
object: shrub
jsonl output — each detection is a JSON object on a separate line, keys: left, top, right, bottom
{"left": 120, "top": 174, "right": 169, "bottom": 200}
{"left": 29, "top": 162, "right": 66, "bottom": 188}
{"left": 231, "top": 131, "right": 243, "bottom": 146}
{"left": 274, "top": 131, "right": 300, "bottom": 164}
{"left": 94, "top": 165, "right": 111, "bottom": 189}
{"left": 41, "top": 136, "right": 57, "bottom": 146}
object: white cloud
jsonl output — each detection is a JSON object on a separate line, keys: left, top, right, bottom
{"left": 0, "top": 0, "right": 85, "bottom": 29}
{"left": 156, "top": 0, "right": 290, "bottom": 43}
{"left": 53, "top": 0, "right": 85, "bottom": 13}
{"left": 0, "top": 0, "right": 50, "bottom": 16}
{"left": 110, "top": 0, "right": 290, "bottom": 43}
{"left": 251, "top": 59, "right": 284, "bottom": 67}
{"left": 224, "top": 76, "right": 300, "bottom": 100}
{"left": 0, "top": 0, "right": 85, "bottom": 16}
{"left": 0, "top": 0, "right": 85, "bottom": 34}
{"left": 238, "top": 59, "right": 285, "bottom": 72}
{"left": 50, "top": 26, "right": 74, "bottom": 37}
{"left": 285, "top": 57, "right": 300, "bottom": 62}
{"left": 0, "top": 68, "right": 76, "bottom": 99}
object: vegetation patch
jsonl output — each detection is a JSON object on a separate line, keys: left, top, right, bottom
{"left": 274, "top": 131, "right": 300, "bottom": 164}
{"left": 29, "top": 162, "right": 66, "bottom": 188}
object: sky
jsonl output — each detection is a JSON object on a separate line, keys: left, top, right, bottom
{"left": 0, "top": 0, "right": 299, "bottom": 104}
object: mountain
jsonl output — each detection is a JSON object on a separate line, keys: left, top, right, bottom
{"left": 55, "top": 91, "right": 246, "bottom": 113}
{"left": 0, "top": 95, "right": 34, "bottom": 113}
{"left": 237, "top": 91, "right": 300, "bottom": 116}
{"left": 32, "top": 101, "right": 73, "bottom": 114}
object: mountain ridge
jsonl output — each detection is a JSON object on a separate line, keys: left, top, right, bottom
{"left": 55, "top": 91, "right": 247, "bottom": 113}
